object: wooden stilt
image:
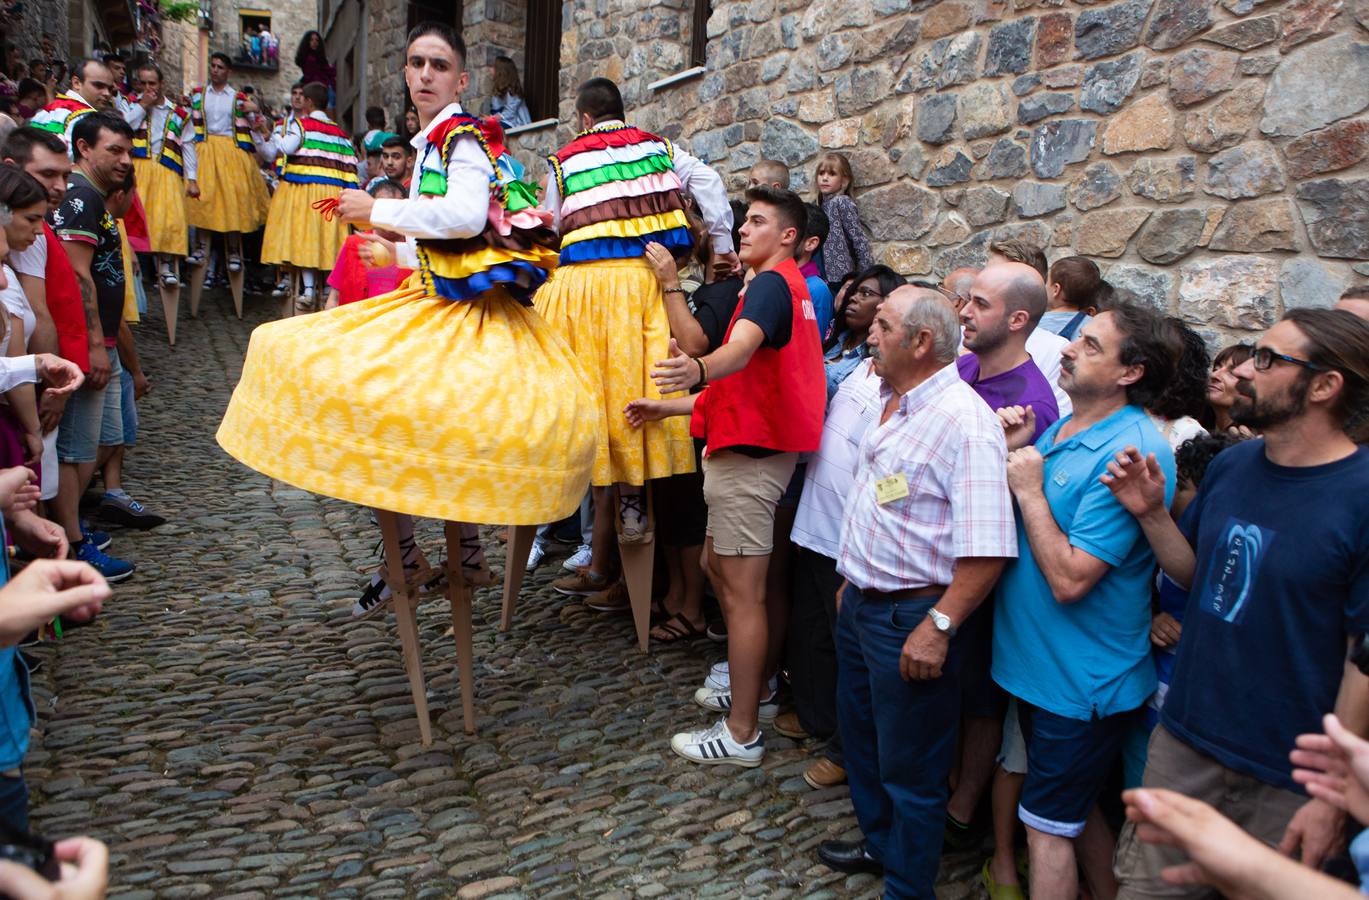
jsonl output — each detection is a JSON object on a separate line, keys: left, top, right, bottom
{"left": 443, "top": 523, "right": 477, "bottom": 734}
{"left": 228, "top": 265, "right": 245, "bottom": 319}
{"left": 280, "top": 269, "right": 298, "bottom": 319}
{"left": 617, "top": 486, "right": 655, "bottom": 653}
{"left": 158, "top": 279, "right": 180, "bottom": 345}
{"left": 376, "top": 510, "right": 433, "bottom": 746}
{"left": 500, "top": 525, "right": 537, "bottom": 632}
{"left": 186, "top": 257, "right": 207, "bottom": 318}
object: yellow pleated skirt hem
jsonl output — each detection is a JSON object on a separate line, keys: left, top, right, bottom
{"left": 132, "top": 158, "right": 188, "bottom": 256}
{"left": 215, "top": 285, "right": 599, "bottom": 525}
{"left": 533, "top": 257, "right": 696, "bottom": 486}
{"left": 261, "top": 181, "right": 350, "bottom": 270}
{"left": 185, "top": 135, "right": 269, "bottom": 233}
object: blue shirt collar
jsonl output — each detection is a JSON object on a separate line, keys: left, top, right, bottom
{"left": 1043, "top": 403, "right": 1147, "bottom": 454}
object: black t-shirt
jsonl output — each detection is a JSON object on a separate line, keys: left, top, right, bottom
{"left": 689, "top": 277, "right": 743, "bottom": 353}
{"left": 736, "top": 271, "right": 793, "bottom": 349}
{"left": 49, "top": 171, "right": 123, "bottom": 343}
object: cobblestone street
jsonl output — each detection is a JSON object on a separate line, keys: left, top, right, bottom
{"left": 22, "top": 291, "right": 981, "bottom": 899}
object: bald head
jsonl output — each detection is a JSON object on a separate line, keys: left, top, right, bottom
{"left": 1337, "top": 287, "right": 1369, "bottom": 322}
{"left": 960, "top": 262, "right": 1048, "bottom": 357}
{"left": 977, "top": 262, "right": 1047, "bottom": 326}
{"left": 942, "top": 266, "right": 978, "bottom": 309}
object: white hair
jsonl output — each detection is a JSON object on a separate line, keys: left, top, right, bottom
{"left": 899, "top": 291, "right": 960, "bottom": 365}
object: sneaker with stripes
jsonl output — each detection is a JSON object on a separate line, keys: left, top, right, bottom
{"left": 693, "top": 686, "right": 780, "bottom": 722}
{"left": 670, "top": 717, "right": 764, "bottom": 767}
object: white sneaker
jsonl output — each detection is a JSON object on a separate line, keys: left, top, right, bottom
{"left": 526, "top": 539, "right": 547, "bottom": 571}
{"left": 562, "top": 543, "right": 592, "bottom": 572}
{"left": 671, "top": 717, "right": 764, "bottom": 767}
{"left": 693, "top": 687, "right": 780, "bottom": 722}
{"left": 705, "top": 661, "right": 730, "bottom": 692}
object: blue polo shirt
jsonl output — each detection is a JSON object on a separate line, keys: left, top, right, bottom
{"left": 992, "top": 404, "right": 1175, "bottom": 721}
{"left": 0, "top": 524, "right": 31, "bottom": 772}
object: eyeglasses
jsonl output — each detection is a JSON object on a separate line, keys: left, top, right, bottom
{"left": 910, "top": 280, "right": 963, "bottom": 302}
{"left": 851, "top": 287, "right": 884, "bottom": 300}
{"left": 1251, "top": 346, "right": 1327, "bottom": 372}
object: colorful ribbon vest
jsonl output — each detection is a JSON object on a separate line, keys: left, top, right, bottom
{"left": 131, "top": 104, "right": 190, "bottom": 176}
{"left": 281, "top": 115, "right": 359, "bottom": 188}
{"left": 188, "top": 87, "right": 254, "bottom": 152}
{"left": 547, "top": 123, "right": 692, "bottom": 266}
{"left": 29, "top": 93, "right": 94, "bottom": 146}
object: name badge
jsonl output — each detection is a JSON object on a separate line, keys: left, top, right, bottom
{"left": 875, "top": 473, "right": 909, "bottom": 505}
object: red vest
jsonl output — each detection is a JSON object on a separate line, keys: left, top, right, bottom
{"left": 690, "top": 258, "right": 825, "bottom": 454}
{"left": 42, "top": 223, "right": 90, "bottom": 372}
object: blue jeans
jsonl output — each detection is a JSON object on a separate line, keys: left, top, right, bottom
{"left": 836, "top": 585, "right": 964, "bottom": 899}
{"left": 0, "top": 774, "right": 28, "bottom": 833}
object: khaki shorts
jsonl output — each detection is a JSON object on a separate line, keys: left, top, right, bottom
{"left": 701, "top": 450, "right": 797, "bottom": 556}
{"left": 1114, "top": 725, "right": 1307, "bottom": 899}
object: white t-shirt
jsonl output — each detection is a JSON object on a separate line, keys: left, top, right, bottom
{"left": 1025, "top": 327, "right": 1072, "bottom": 418}
{"left": 1148, "top": 413, "right": 1207, "bottom": 452}
{"left": 0, "top": 271, "right": 36, "bottom": 350}
{"left": 8, "top": 233, "right": 46, "bottom": 279}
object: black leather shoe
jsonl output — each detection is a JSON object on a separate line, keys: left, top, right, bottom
{"left": 817, "top": 839, "right": 883, "bottom": 874}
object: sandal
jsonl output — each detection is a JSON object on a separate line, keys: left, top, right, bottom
{"left": 618, "top": 490, "right": 649, "bottom": 544}
{"left": 460, "top": 532, "right": 495, "bottom": 586}
{"left": 160, "top": 270, "right": 179, "bottom": 288}
{"left": 650, "top": 612, "right": 706, "bottom": 644}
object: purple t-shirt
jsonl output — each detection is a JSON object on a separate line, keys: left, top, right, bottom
{"left": 956, "top": 353, "right": 1060, "bottom": 443}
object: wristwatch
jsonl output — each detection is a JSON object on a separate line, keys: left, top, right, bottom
{"left": 927, "top": 607, "right": 957, "bottom": 637}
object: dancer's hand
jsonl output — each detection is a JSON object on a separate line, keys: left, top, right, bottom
{"left": 624, "top": 399, "right": 668, "bottom": 428}
{"left": 34, "top": 354, "right": 83, "bottom": 396}
{"left": 358, "top": 235, "right": 396, "bottom": 268}
{"left": 185, "top": 180, "right": 200, "bottom": 199}
{"left": 336, "top": 189, "right": 375, "bottom": 226}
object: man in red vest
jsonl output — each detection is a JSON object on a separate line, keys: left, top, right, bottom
{"left": 627, "top": 185, "right": 825, "bottom": 767}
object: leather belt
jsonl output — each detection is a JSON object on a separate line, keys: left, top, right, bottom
{"left": 862, "top": 585, "right": 947, "bottom": 602}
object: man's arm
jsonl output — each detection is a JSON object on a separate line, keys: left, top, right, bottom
{"left": 369, "top": 137, "right": 491, "bottom": 240}
{"left": 672, "top": 146, "right": 734, "bottom": 256}
{"left": 1102, "top": 447, "right": 1198, "bottom": 588}
{"left": 1008, "top": 447, "right": 1112, "bottom": 603}
{"left": 16, "top": 273, "right": 57, "bottom": 356}
{"left": 114, "top": 319, "right": 144, "bottom": 389}
{"left": 899, "top": 556, "right": 1009, "bottom": 681}
{"left": 58, "top": 241, "right": 109, "bottom": 389}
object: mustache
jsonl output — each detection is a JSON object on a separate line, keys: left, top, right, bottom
{"left": 1236, "top": 381, "right": 1256, "bottom": 400}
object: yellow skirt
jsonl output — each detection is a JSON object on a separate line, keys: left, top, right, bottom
{"left": 532, "top": 257, "right": 696, "bottom": 486}
{"left": 185, "top": 135, "right": 269, "bottom": 233}
{"left": 216, "top": 282, "right": 599, "bottom": 525}
{"left": 261, "top": 181, "right": 350, "bottom": 270}
{"left": 132, "top": 158, "right": 188, "bottom": 256}
{"left": 116, "top": 221, "right": 139, "bottom": 324}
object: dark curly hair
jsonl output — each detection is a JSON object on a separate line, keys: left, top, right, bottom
{"left": 1175, "top": 431, "right": 1248, "bottom": 489}
{"left": 1149, "top": 317, "right": 1212, "bottom": 424}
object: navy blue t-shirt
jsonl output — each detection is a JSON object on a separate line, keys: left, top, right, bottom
{"left": 1161, "top": 440, "right": 1369, "bottom": 791}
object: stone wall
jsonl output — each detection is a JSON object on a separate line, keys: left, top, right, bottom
{"left": 553, "top": 0, "right": 1369, "bottom": 335}
{"left": 209, "top": 0, "right": 317, "bottom": 109}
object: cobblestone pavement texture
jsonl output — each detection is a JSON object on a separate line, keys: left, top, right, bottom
{"left": 24, "top": 291, "right": 985, "bottom": 899}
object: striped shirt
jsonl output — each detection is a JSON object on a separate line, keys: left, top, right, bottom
{"left": 837, "top": 362, "right": 1017, "bottom": 593}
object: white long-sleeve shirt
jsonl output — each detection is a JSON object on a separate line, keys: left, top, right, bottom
{"left": 124, "top": 98, "right": 199, "bottom": 181}
{"left": 368, "top": 102, "right": 492, "bottom": 270}
{"left": 0, "top": 356, "right": 38, "bottom": 393}
{"left": 251, "top": 110, "right": 319, "bottom": 161}
{"left": 541, "top": 119, "right": 735, "bottom": 256}
{"left": 200, "top": 84, "right": 238, "bottom": 137}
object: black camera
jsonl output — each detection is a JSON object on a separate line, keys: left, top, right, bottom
{"left": 0, "top": 822, "right": 58, "bottom": 889}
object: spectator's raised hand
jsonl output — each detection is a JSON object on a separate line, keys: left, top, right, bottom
{"left": 0, "top": 560, "right": 109, "bottom": 646}
{"left": 1005, "top": 447, "right": 1044, "bottom": 496}
{"left": 0, "top": 835, "right": 109, "bottom": 899}
{"left": 997, "top": 405, "right": 1036, "bottom": 451}
{"left": 642, "top": 242, "right": 677, "bottom": 287}
{"left": 1101, "top": 446, "right": 1168, "bottom": 518}
{"left": 1293, "top": 713, "right": 1369, "bottom": 827}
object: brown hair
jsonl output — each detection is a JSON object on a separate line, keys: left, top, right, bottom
{"left": 988, "top": 238, "right": 1047, "bottom": 282}
{"left": 1047, "top": 255, "right": 1101, "bottom": 312}
{"left": 1212, "top": 342, "right": 1253, "bottom": 371}
{"left": 814, "top": 151, "right": 854, "bottom": 199}
{"left": 1340, "top": 285, "right": 1369, "bottom": 302}
{"left": 1283, "top": 308, "right": 1369, "bottom": 431}
{"left": 750, "top": 158, "right": 789, "bottom": 189}
{"left": 492, "top": 55, "right": 522, "bottom": 98}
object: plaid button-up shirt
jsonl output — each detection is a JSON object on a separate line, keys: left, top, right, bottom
{"left": 837, "top": 363, "right": 1017, "bottom": 592}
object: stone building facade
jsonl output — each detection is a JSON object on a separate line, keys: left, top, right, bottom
{"left": 333, "top": 0, "right": 1369, "bottom": 334}
{"left": 205, "top": 0, "right": 321, "bottom": 109}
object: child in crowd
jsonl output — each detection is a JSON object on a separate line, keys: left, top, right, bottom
{"left": 1041, "top": 255, "right": 1101, "bottom": 339}
{"left": 795, "top": 203, "right": 833, "bottom": 340}
{"left": 813, "top": 151, "right": 871, "bottom": 289}
{"left": 747, "top": 158, "right": 789, "bottom": 190}
{"left": 323, "top": 179, "right": 411, "bottom": 309}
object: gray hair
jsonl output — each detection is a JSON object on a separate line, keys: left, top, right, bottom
{"left": 898, "top": 290, "right": 961, "bottom": 365}
{"left": 0, "top": 202, "right": 10, "bottom": 228}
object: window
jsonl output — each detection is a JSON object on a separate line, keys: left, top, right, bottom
{"left": 523, "top": 0, "right": 562, "bottom": 122}
{"left": 691, "top": 0, "right": 709, "bottom": 68}
{"left": 234, "top": 9, "right": 277, "bottom": 70}
{"left": 406, "top": 0, "right": 460, "bottom": 33}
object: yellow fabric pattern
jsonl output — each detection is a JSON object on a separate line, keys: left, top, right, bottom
{"left": 559, "top": 209, "right": 690, "bottom": 248}
{"left": 185, "top": 135, "right": 269, "bottom": 232}
{"left": 116, "top": 221, "right": 139, "bottom": 324}
{"left": 216, "top": 282, "right": 600, "bottom": 524}
{"left": 532, "top": 257, "right": 696, "bottom": 486}
{"left": 132, "top": 158, "right": 188, "bottom": 256}
{"left": 261, "top": 181, "right": 351, "bottom": 270}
